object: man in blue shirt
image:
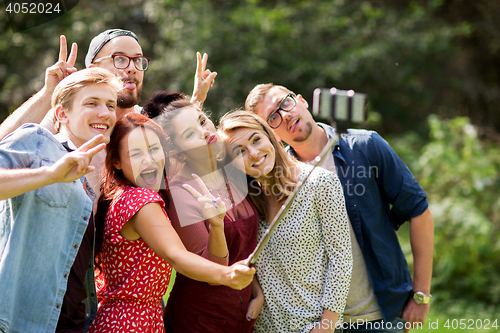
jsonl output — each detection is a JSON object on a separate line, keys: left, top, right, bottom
{"left": 246, "top": 83, "right": 434, "bottom": 333}
{"left": 0, "top": 67, "right": 120, "bottom": 333}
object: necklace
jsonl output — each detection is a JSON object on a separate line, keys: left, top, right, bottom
{"left": 209, "top": 187, "right": 233, "bottom": 208}
{"left": 208, "top": 168, "right": 235, "bottom": 209}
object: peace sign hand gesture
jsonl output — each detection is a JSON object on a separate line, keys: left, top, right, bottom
{"left": 182, "top": 173, "right": 226, "bottom": 229}
{"left": 191, "top": 52, "right": 218, "bottom": 107}
{"left": 49, "top": 134, "right": 106, "bottom": 184}
{"left": 44, "top": 35, "right": 78, "bottom": 93}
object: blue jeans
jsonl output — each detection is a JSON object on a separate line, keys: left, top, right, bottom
{"left": 336, "top": 318, "right": 406, "bottom": 333}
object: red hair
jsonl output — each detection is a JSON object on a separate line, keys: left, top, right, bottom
{"left": 94, "top": 113, "right": 171, "bottom": 274}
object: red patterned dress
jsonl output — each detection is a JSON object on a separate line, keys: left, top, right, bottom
{"left": 88, "top": 187, "right": 173, "bottom": 333}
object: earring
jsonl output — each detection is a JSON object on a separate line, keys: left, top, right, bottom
{"left": 175, "top": 152, "right": 187, "bottom": 162}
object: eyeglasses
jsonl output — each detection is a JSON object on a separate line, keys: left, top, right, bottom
{"left": 266, "top": 93, "right": 297, "bottom": 129}
{"left": 93, "top": 54, "right": 150, "bottom": 71}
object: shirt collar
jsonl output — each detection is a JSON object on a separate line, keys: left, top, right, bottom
{"left": 54, "top": 133, "right": 78, "bottom": 152}
{"left": 54, "top": 133, "right": 98, "bottom": 200}
{"left": 317, "top": 122, "right": 337, "bottom": 141}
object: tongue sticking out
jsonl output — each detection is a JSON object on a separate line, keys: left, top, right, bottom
{"left": 140, "top": 170, "right": 157, "bottom": 184}
{"left": 124, "top": 82, "right": 136, "bottom": 90}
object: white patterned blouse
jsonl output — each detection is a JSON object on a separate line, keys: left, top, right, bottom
{"left": 254, "top": 163, "right": 353, "bottom": 333}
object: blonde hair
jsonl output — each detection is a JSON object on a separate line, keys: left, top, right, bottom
{"left": 245, "top": 83, "right": 293, "bottom": 113}
{"left": 218, "top": 110, "right": 297, "bottom": 221}
{"left": 52, "top": 67, "right": 121, "bottom": 133}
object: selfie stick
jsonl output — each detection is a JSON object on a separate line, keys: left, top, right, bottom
{"left": 246, "top": 87, "right": 368, "bottom": 267}
{"left": 247, "top": 136, "right": 337, "bottom": 267}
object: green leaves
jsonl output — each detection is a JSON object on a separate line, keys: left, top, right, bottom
{"left": 1, "top": 0, "right": 498, "bottom": 135}
{"left": 394, "top": 115, "right": 500, "bottom": 306}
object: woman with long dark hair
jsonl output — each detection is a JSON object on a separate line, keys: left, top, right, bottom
{"left": 87, "top": 113, "right": 255, "bottom": 333}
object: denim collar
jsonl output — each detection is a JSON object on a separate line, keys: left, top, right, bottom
{"left": 54, "top": 133, "right": 78, "bottom": 151}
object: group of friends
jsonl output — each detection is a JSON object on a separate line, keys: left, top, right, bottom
{"left": 0, "top": 29, "right": 434, "bottom": 333}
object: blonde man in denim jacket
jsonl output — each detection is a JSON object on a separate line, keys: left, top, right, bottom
{"left": 0, "top": 67, "right": 120, "bottom": 333}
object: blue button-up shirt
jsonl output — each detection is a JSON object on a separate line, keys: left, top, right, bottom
{"left": 287, "top": 123, "right": 428, "bottom": 322}
{"left": 0, "top": 124, "right": 97, "bottom": 333}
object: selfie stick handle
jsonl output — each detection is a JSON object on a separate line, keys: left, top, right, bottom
{"left": 247, "top": 137, "right": 337, "bottom": 267}
{"left": 248, "top": 87, "right": 368, "bottom": 267}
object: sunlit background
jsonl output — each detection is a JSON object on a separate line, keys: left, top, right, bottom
{"left": 1, "top": 1, "right": 499, "bottom": 331}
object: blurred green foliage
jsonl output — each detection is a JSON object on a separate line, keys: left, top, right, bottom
{"left": 1, "top": 0, "right": 500, "bottom": 136}
{"left": 393, "top": 115, "right": 500, "bottom": 306}
{"left": 1, "top": 0, "right": 500, "bottom": 309}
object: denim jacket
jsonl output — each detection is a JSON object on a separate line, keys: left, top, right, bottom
{"left": 287, "top": 123, "right": 428, "bottom": 322}
{"left": 0, "top": 124, "right": 97, "bottom": 333}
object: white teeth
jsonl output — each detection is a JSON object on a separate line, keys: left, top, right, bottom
{"left": 91, "top": 124, "right": 107, "bottom": 130}
{"left": 141, "top": 169, "right": 156, "bottom": 174}
{"left": 253, "top": 156, "right": 265, "bottom": 167}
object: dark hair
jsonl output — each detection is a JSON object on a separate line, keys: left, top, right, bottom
{"left": 94, "top": 113, "right": 171, "bottom": 275}
{"left": 155, "top": 99, "right": 199, "bottom": 146}
{"left": 141, "top": 91, "right": 188, "bottom": 119}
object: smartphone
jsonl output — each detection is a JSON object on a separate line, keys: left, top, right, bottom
{"left": 312, "top": 87, "right": 367, "bottom": 124}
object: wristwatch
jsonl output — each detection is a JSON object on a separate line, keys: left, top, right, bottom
{"left": 411, "top": 290, "right": 432, "bottom": 304}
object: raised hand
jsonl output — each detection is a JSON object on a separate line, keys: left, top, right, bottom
{"left": 49, "top": 134, "right": 106, "bottom": 183}
{"left": 44, "top": 35, "right": 78, "bottom": 93}
{"left": 182, "top": 173, "right": 226, "bottom": 227}
{"left": 191, "top": 52, "right": 218, "bottom": 106}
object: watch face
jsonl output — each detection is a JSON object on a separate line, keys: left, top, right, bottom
{"left": 413, "top": 292, "right": 431, "bottom": 304}
{"left": 414, "top": 293, "right": 424, "bottom": 303}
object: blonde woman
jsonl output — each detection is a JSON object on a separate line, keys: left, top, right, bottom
{"left": 219, "top": 110, "right": 353, "bottom": 333}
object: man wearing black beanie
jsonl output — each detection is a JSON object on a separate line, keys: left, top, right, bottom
{"left": 0, "top": 29, "right": 216, "bottom": 139}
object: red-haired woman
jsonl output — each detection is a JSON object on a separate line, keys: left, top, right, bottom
{"left": 141, "top": 92, "right": 263, "bottom": 332}
{"left": 87, "top": 113, "right": 255, "bottom": 333}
